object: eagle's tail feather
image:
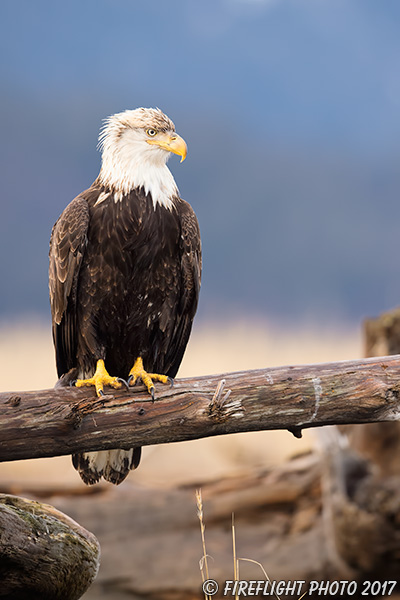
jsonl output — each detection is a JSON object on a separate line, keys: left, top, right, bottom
{"left": 72, "top": 447, "right": 142, "bottom": 485}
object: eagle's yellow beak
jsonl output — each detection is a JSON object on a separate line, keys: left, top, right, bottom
{"left": 147, "top": 132, "right": 187, "bottom": 162}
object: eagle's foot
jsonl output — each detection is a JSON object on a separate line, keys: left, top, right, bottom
{"left": 75, "top": 359, "right": 123, "bottom": 397}
{"left": 128, "top": 357, "right": 172, "bottom": 399}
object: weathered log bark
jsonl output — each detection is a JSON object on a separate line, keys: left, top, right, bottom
{"left": 0, "top": 494, "right": 100, "bottom": 600}
{"left": 1, "top": 355, "right": 400, "bottom": 463}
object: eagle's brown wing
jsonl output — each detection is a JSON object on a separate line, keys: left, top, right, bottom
{"left": 49, "top": 195, "right": 90, "bottom": 377}
{"left": 163, "top": 199, "right": 202, "bottom": 378}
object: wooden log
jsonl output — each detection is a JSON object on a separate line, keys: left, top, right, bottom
{"left": 1, "top": 355, "right": 400, "bottom": 462}
{"left": 0, "top": 494, "right": 100, "bottom": 600}
{"left": 317, "top": 426, "right": 400, "bottom": 579}
{"left": 364, "top": 306, "right": 400, "bottom": 357}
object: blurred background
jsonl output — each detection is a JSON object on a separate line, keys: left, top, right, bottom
{"left": 1, "top": 0, "right": 400, "bottom": 326}
{"left": 1, "top": 0, "right": 400, "bottom": 596}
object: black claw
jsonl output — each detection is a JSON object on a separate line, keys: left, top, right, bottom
{"left": 70, "top": 379, "right": 77, "bottom": 388}
{"left": 150, "top": 386, "right": 155, "bottom": 401}
{"left": 98, "top": 389, "right": 106, "bottom": 397}
{"left": 127, "top": 375, "right": 134, "bottom": 386}
{"left": 168, "top": 377, "right": 174, "bottom": 388}
{"left": 117, "top": 377, "right": 130, "bottom": 391}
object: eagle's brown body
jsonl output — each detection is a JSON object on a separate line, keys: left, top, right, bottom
{"left": 50, "top": 182, "right": 200, "bottom": 381}
{"left": 49, "top": 108, "right": 201, "bottom": 484}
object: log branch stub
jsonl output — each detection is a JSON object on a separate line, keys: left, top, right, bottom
{"left": 1, "top": 354, "right": 400, "bottom": 462}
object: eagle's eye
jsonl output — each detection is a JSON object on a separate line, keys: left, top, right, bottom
{"left": 146, "top": 128, "right": 157, "bottom": 137}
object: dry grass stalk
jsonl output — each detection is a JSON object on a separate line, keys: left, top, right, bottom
{"left": 232, "top": 513, "right": 239, "bottom": 600}
{"left": 197, "top": 494, "right": 307, "bottom": 600}
{"left": 196, "top": 489, "right": 211, "bottom": 600}
{"left": 238, "top": 558, "right": 281, "bottom": 600}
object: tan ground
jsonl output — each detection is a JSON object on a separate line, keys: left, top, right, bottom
{"left": 0, "top": 317, "right": 362, "bottom": 489}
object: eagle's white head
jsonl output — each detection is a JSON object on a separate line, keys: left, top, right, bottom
{"left": 98, "top": 107, "right": 187, "bottom": 209}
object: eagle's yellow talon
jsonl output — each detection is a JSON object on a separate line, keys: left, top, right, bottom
{"left": 147, "top": 373, "right": 170, "bottom": 385}
{"left": 128, "top": 357, "right": 170, "bottom": 397}
{"left": 75, "top": 359, "right": 122, "bottom": 397}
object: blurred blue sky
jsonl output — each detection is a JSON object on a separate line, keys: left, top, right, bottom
{"left": 1, "top": 0, "right": 400, "bottom": 325}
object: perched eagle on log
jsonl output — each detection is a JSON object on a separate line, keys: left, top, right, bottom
{"left": 49, "top": 108, "right": 201, "bottom": 485}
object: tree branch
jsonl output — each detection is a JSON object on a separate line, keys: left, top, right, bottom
{"left": 1, "top": 354, "right": 400, "bottom": 463}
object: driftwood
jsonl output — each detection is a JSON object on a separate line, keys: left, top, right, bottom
{"left": 364, "top": 306, "right": 400, "bottom": 358}
{"left": 0, "top": 494, "right": 100, "bottom": 600}
{"left": 317, "top": 428, "right": 400, "bottom": 580}
{"left": 314, "top": 306, "right": 400, "bottom": 586}
{"left": 1, "top": 355, "right": 400, "bottom": 463}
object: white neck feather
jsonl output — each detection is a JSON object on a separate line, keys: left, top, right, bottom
{"left": 98, "top": 129, "right": 179, "bottom": 210}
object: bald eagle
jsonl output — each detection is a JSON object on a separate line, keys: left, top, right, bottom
{"left": 49, "top": 108, "right": 201, "bottom": 485}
